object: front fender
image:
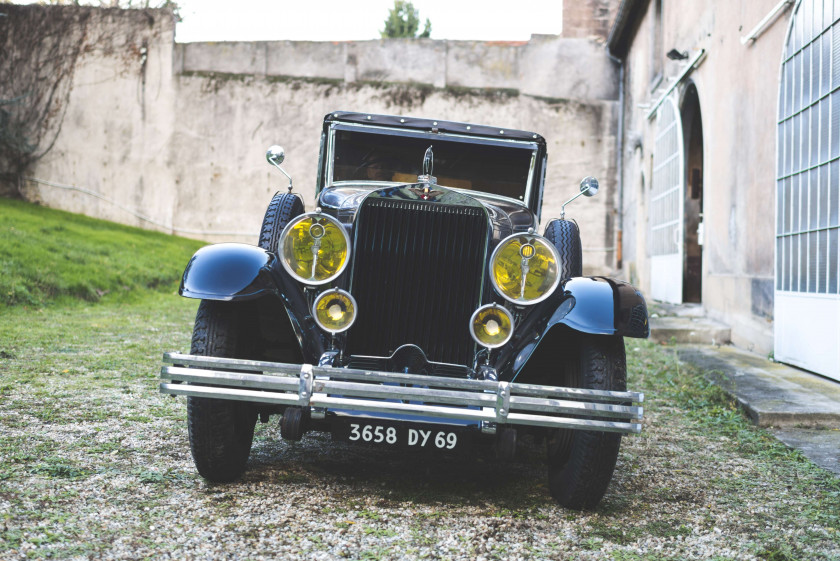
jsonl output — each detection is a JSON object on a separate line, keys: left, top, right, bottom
{"left": 496, "top": 276, "right": 649, "bottom": 378}
{"left": 554, "top": 277, "right": 649, "bottom": 338}
{"left": 180, "top": 243, "right": 327, "bottom": 363}
{"left": 179, "top": 243, "right": 278, "bottom": 301}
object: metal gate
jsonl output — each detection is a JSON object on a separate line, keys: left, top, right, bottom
{"left": 775, "top": 0, "right": 840, "bottom": 381}
{"left": 650, "top": 96, "right": 684, "bottom": 304}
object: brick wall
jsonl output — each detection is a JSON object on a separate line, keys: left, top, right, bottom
{"left": 562, "top": 0, "right": 620, "bottom": 41}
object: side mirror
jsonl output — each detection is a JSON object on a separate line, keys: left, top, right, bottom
{"left": 561, "top": 176, "right": 599, "bottom": 219}
{"left": 580, "top": 176, "right": 599, "bottom": 197}
{"left": 266, "top": 145, "right": 285, "bottom": 166}
{"left": 266, "top": 145, "right": 293, "bottom": 193}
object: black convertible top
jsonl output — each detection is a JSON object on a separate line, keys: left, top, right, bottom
{"left": 323, "top": 111, "right": 547, "bottom": 146}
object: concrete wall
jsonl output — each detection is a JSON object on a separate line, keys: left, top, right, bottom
{"left": 25, "top": 8, "right": 180, "bottom": 235}
{"left": 616, "top": 0, "right": 787, "bottom": 353}
{"left": 175, "top": 36, "right": 620, "bottom": 102}
{"left": 18, "top": 6, "right": 620, "bottom": 275}
{"left": 168, "top": 77, "right": 618, "bottom": 272}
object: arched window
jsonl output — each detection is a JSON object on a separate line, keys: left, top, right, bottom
{"left": 777, "top": 0, "right": 839, "bottom": 293}
{"left": 776, "top": 0, "right": 840, "bottom": 379}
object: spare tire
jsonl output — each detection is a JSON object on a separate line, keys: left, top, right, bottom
{"left": 258, "top": 192, "right": 304, "bottom": 253}
{"left": 544, "top": 219, "right": 582, "bottom": 279}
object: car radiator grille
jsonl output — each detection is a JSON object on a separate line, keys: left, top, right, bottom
{"left": 347, "top": 197, "right": 488, "bottom": 367}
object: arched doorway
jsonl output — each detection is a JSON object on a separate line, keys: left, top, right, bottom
{"left": 681, "top": 84, "right": 704, "bottom": 303}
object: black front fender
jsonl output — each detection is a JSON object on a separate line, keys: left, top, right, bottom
{"left": 179, "top": 243, "right": 328, "bottom": 363}
{"left": 495, "top": 277, "right": 649, "bottom": 378}
{"left": 180, "top": 243, "right": 278, "bottom": 301}
{"left": 554, "top": 277, "right": 649, "bottom": 338}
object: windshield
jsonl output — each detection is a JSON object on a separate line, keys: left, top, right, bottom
{"left": 330, "top": 127, "right": 536, "bottom": 202}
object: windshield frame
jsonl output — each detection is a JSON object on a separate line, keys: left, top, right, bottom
{"left": 321, "top": 122, "right": 539, "bottom": 207}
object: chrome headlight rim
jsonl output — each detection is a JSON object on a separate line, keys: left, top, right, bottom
{"left": 311, "top": 288, "right": 358, "bottom": 334}
{"left": 489, "top": 232, "right": 562, "bottom": 306}
{"left": 278, "top": 211, "right": 351, "bottom": 286}
{"left": 469, "top": 303, "right": 515, "bottom": 349}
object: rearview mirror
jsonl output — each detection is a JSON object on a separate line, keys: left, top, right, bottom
{"left": 266, "top": 145, "right": 285, "bottom": 166}
{"left": 561, "top": 176, "right": 599, "bottom": 219}
{"left": 266, "top": 145, "right": 293, "bottom": 193}
{"left": 581, "top": 176, "right": 599, "bottom": 197}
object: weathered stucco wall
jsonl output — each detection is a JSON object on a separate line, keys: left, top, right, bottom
{"left": 175, "top": 36, "right": 620, "bottom": 102}
{"left": 23, "top": 8, "right": 179, "bottom": 233}
{"left": 168, "top": 76, "right": 618, "bottom": 271}
{"left": 616, "top": 0, "right": 786, "bottom": 352}
{"left": 20, "top": 6, "right": 619, "bottom": 275}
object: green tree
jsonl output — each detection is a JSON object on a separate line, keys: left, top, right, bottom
{"left": 380, "top": 1, "right": 431, "bottom": 38}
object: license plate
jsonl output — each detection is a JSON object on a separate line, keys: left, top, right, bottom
{"left": 332, "top": 419, "right": 469, "bottom": 452}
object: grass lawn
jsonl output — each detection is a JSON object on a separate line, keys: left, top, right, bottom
{"left": 0, "top": 198, "right": 203, "bottom": 307}
{"left": 0, "top": 199, "right": 838, "bottom": 559}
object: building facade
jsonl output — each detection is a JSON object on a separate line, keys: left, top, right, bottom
{"left": 609, "top": 0, "right": 840, "bottom": 381}
{"left": 10, "top": 3, "right": 838, "bottom": 380}
{"left": 7, "top": 5, "right": 622, "bottom": 276}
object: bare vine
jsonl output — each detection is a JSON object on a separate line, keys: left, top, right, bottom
{"left": 0, "top": 5, "right": 95, "bottom": 191}
{"left": 0, "top": 4, "right": 174, "bottom": 193}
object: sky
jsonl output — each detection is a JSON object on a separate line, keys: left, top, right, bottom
{"left": 174, "top": 0, "right": 564, "bottom": 43}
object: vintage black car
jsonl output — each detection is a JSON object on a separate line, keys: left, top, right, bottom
{"left": 160, "top": 111, "right": 649, "bottom": 510}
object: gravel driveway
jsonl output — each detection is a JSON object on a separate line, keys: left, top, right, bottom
{"left": 1, "top": 296, "right": 838, "bottom": 560}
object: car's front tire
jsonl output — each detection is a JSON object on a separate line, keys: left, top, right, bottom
{"left": 187, "top": 300, "right": 257, "bottom": 483}
{"left": 547, "top": 335, "right": 626, "bottom": 510}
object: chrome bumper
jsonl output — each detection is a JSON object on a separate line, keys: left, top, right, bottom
{"left": 160, "top": 352, "right": 644, "bottom": 435}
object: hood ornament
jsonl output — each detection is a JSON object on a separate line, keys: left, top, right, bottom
{"left": 417, "top": 145, "right": 437, "bottom": 186}
{"left": 411, "top": 145, "right": 442, "bottom": 200}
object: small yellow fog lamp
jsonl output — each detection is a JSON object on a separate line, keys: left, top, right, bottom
{"left": 489, "top": 233, "right": 561, "bottom": 305}
{"left": 313, "top": 289, "right": 357, "bottom": 333}
{"left": 279, "top": 212, "right": 350, "bottom": 285}
{"left": 469, "top": 304, "right": 514, "bottom": 349}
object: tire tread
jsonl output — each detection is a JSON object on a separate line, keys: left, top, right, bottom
{"left": 548, "top": 335, "right": 626, "bottom": 510}
{"left": 187, "top": 301, "right": 256, "bottom": 483}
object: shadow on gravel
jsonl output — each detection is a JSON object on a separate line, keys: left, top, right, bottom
{"left": 243, "top": 431, "right": 552, "bottom": 510}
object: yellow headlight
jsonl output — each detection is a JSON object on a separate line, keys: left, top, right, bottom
{"left": 469, "top": 304, "right": 514, "bottom": 348}
{"left": 490, "top": 233, "right": 561, "bottom": 305}
{"left": 279, "top": 212, "right": 350, "bottom": 285}
{"left": 313, "top": 289, "right": 357, "bottom": 333}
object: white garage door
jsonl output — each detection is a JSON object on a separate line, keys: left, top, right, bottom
{"left": 650, "top": 96, "right": 684, "bottom": 304}
{"left": 775, "top": 0, "right": 840, "bottom": 381}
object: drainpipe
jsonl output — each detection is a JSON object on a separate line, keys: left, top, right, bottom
{"left": 607, "top": 51, "right": 625, "bottom": 271}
